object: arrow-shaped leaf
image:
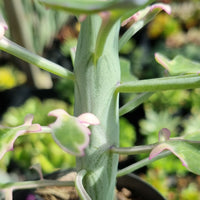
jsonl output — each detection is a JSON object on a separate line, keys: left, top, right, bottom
{"left": 48, "top": 109, "right": 100, "bottom": 156}
{"left": 149, "top": 128, "right": 200, "bottom": 175}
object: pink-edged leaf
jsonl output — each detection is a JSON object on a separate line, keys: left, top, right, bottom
{"left": 149, "top": 140, "right": 200, "bottom": 175}
{"left": 48, "top": 109, "right": 99, "bottom": 156}
{"left": 155, "top": 53, "right": 170, "bottom": 71}
{"left": 0, "top": 14, "right": 8, "bottom": 39}
{"left": 78, "top": 113, "right": 100, "bottom": 127}
{"left": 122, "top": 3, "right": 171, "bottom": 26}
{"left": 150, "top": 3, "right": 171, "bottom": 15}
{"left": 155, "top": 53, "right": 200, "bottom": 75}
{"left": 0, "top": 114, "right": 41, "bottom": 160}
{"left": 119, "top": 3, "right": 171, "bottom": 50}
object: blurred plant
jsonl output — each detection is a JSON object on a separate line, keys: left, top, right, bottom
{"left": 147, "top": 13, "right": 181, "bottom": 39}
{"left": 179, "top": 182, "right": 200, "bottom": 200}
{"left": 142, "top": 168, "right": 200, "bottom": 200}
{"left": 54, "top": 78, "right": 75, "bottom": 105}
{"left": 139, "top": 89, "right": 200, "bottom": 175}
{"left": 120, "top": 118, "right": 136, "bottom": 148}
{"left": 0, "top": 97, "right": 75, "bottom": 173}
{"left": 0, "top": 0, "right": 69, "bottom": 54}
{"left": 141, "top": 168, "right": 169, "bottom": 197}
{"left": 0, "top": 65, "right": 26, "bottom": 91}
{"left": 0, "top": 0, "right": 70, "bottom": 88}
{"left": 61, "top": 38, "right": 77, "bottom": 58}
{"left": 1, "top": 97, "right": 72, "bottom": 126}
{"left": 140, "top": 108, "right": 180, "bottom": 144}
{"left": 147, "top": 1, "right": 200, "bottom": 48}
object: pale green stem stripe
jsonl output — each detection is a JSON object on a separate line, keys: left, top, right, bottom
{"left": 117, "top": 151, "right": 171, "bottom": 177}
{"left": 116, "top": 75, "right": 200, "bottom": 93}
{"left": 75, "top": 170, "right": 92, "bottom": 200}
{"left": 119, "top": 92, "right": 153, "bottom": 116}
{"left": 111, "top": 144, "right": 156, "bottom": 155}
{"left": 0, "top": 180, "right": 74, "bottom": 190}
{"left": 0, "top": 37, "right": 74, "bottom": 80}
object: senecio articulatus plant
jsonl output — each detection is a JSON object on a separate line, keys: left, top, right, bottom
{"left": 1, "top": 1, "right": 200, "bottom": 200}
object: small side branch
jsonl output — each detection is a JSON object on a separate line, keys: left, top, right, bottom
{"left": 0, "top": 37, "right": 74, "bottom": 80}
{"left": 1, "top": 179, "right": 75, "bottom": 200}
{"left": 117, "top": 151, "right": 171, "bottom": 177}
{"left": 116, "top": 75, "right": 200, "bottom": 93}
{"left": 119, "top": 92, "right": 153, "bottom": 116}
{"left": 0, "top": 179, "right": 75, "bottom": 191}
{"left": 111, "top": 144, "right": 156, "bottom": 155}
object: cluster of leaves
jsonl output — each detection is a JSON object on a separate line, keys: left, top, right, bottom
{"left": 1, "top": 1, "right": 200, "bottom": 199}
{"left": 0, "top": 97, "right": 75, "bottom": 173}
{"left": 0, "top": 95, "right": 136, "bottom": 173}
{"left": 131, "top": 2, "right": 200, "bottom": 177}
{"left": 139, "top": 88, "right": 200, "bottom": 175}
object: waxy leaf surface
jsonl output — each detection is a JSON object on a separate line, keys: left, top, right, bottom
{"left": 49, "top": 109, "right": 99, "bottom": 156}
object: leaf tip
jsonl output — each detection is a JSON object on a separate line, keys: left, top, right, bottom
{"left": 155, "top": 53, "right": 170, "bottom": 71}
{"left": 159, "top": 128, "right": 171, "bottom": 142}
{"left": 150, "top": 3, "right": 171, "bottom": 15}
{"left": 78, "top": 113, "right": 100, "bottom": 127}
{"left": 0, "top": 14, "right": 8, "bottom": 39}
{"left": 48, "top": 109, "right": 69, "bottom": 118}
{"left": 23, "top": 114, "right": 34, "bottom": 125}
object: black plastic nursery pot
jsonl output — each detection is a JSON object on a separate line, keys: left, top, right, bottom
{"left": 117, "top": 174, "right": 166, "bottom": 200}
{"left": 12, "top": 172, "right": 166, "bottom": 200}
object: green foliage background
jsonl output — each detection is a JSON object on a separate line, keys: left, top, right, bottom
{"left": 1, "top": 0, "right": 200, "bottom": 199}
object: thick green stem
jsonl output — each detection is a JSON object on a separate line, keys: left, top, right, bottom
{"left": 110, "top": 144, "right": 156, "bottom": 155}
{"left": 74, "top": 15, "right": 120, "bottom": 200}
{"left": 117, "top": 151, "right": 171, "bottom": 177}
{"left": 0, "top": 180, "right": 74, "bottom": 190}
